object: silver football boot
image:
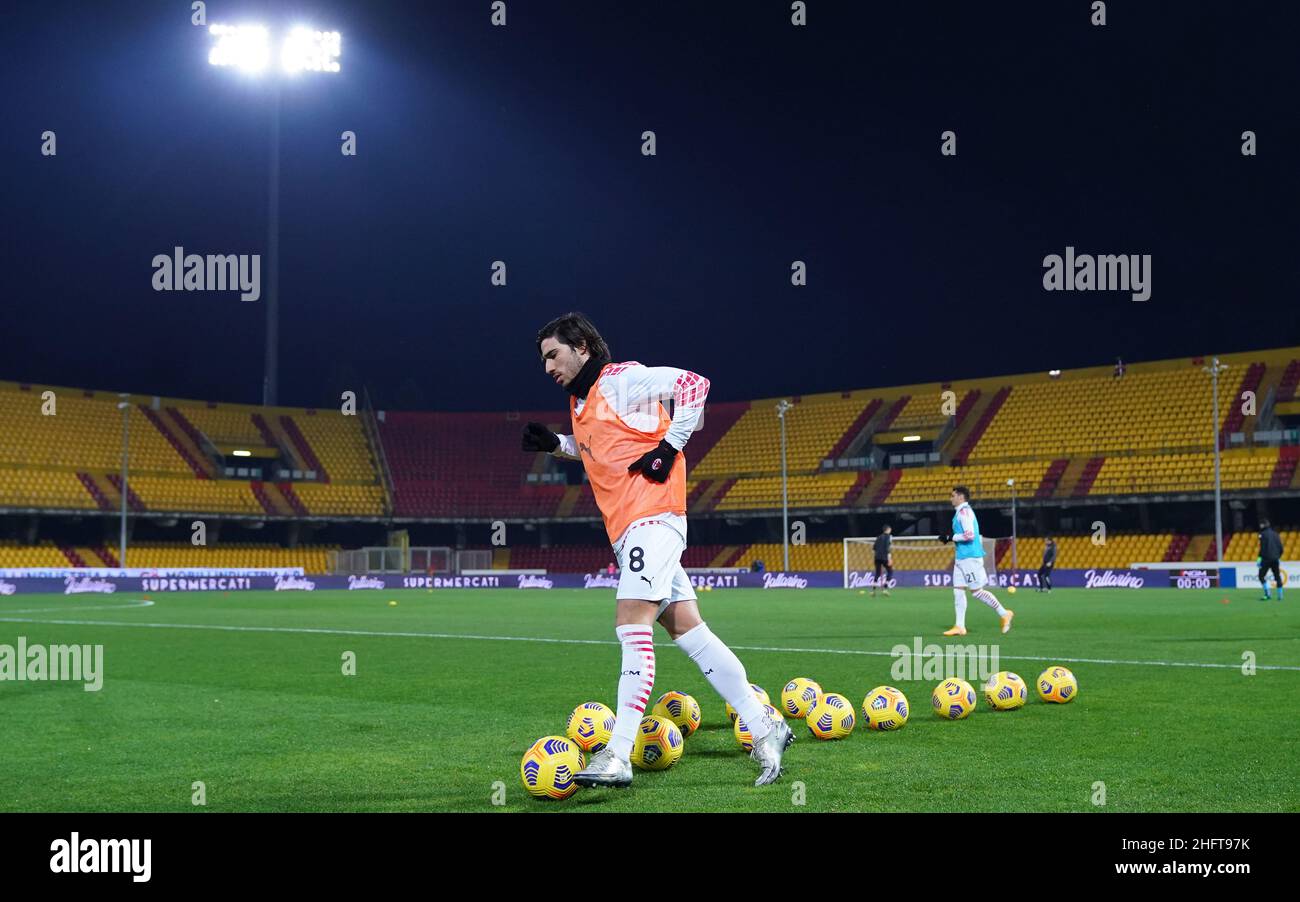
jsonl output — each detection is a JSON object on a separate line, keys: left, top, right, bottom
{"left": 573, "top": 748, "right": 633, "bottom": 788}
{"left": 750, "top": 717, "right": 795, "bottom": 786}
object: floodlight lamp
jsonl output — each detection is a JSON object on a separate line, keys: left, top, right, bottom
{"left": 281, "top": 27, "right": 342, "bottom": 74}
{"left": 208, "top": 23, "right": 272, "bottom": 74}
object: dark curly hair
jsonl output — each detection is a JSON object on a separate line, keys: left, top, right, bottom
{"left": 536, "top": 312, "right": 610, "bottom": 360}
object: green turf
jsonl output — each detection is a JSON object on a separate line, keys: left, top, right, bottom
{"left": 0, "top": 586, "right": 1297, "bottom": 812}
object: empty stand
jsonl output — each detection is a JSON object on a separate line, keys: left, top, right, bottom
{"left": 120, "top": 542, "right": 338, "bottom": 573}
{"left": 0, "top": 382, "right": 384, "bottom": 519}
{"left": 1089, "top": 449, "right": 1279, "bottom": 496}
{"left": 970, "top": 368, "right": 1233, "bottom": 461}
{"left": 291, "top": 410, "right": 377, "bottom": 483}
{"left": 0, "top": 386, "right": 191, "bottom": 476}
{"left": 381, "top": 411, "right": 575, "bottom": 518}
{"left": 3, "top": 347, "right": 1298, "bottom": 522}
{"left": 691, "top": 393, "right": 878, "bottom": 478}
{"left": 713, "top": 472, "right": 860, "bottom": 512}
{"left": 887, "top": 459, "right": 1052, "bottom": 505}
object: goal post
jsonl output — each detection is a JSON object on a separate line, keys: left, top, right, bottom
{"left": 843, "top": 535, "right": 997, "bottom": 589}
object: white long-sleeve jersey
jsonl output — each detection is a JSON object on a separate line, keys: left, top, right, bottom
{"left": 552, "top": 361, "right": 710, "bottom": 460}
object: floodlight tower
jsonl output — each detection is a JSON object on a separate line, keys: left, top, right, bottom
{"left": 1006, "top": 477, "right": 1018, "bottom": 569}
{"left": 1202, "top": 357, "right": 1229, "bottom": 567}
{"left": 116, "top": 397, "right": 130, "bottom": 567}
{"left": 776, "top": 400, "right": 794, "bottom": 571}
{"left": 208, "top": 24, "right": 342, "bottom": 407}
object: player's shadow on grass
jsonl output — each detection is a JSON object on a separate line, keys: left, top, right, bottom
{"left": 569, "top": 772, "right": 681, "bottom": 806}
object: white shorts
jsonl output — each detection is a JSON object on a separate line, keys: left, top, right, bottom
{"left": 953, "top": 557, "right": 988, "bottom": 590}
{"left": 612, "top": 513, "right": 696, "bottom": 615}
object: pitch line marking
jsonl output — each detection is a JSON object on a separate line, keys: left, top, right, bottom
{"left": 0, "top": 600, "right": 155, "bottom": 615}
{"left": 0, "top": 609, "right": 1295, "bottom": 672}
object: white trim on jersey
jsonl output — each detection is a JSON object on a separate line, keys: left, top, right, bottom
{"left": 553, "top": 361, "right": 711, "bottom": 456}
{"left": 552, "top": 432, "right": 581, "bottom": 461}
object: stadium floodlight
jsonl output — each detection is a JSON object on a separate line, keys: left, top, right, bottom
{"left": 208, "top": 24, "right": 341, "bottom": 76}
{"left": 1202, "top": 357, "right": 1229, "bottom": 567}
{"left": 776, "top": 400, "right": 794, "bottom": 571}
{"left": 207, "top": 23, "right": 342, "bottom": 406}
{"left": 208, "top": 24, "right": 272, "bottom": 74}
{"left": 1006, "top": 478, "right": 1018, "bottom": 569}
{"left": 116, "top": 397, "right": 131, "bottom": 568}
{"left": 281, "top": 27, "right": 342, "bottom": 74}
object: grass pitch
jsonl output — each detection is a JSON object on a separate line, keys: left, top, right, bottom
{"left": 0, "top": 586, "right": 1297, "bottom": 812}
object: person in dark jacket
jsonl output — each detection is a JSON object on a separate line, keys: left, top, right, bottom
{"left": 871, "top": 525, "right": 893, "bottom": 597}
{"left": 1258, "top": 519, "right": 1285, "bottom": 601}
{"left": 1037, "top": 536, "right": 1057, "bottom": 593}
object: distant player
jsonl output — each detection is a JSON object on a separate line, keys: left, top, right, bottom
{"left": 870, "top": 525, "right": 893, "bottom": 596}
{"left": 1036, "top": 536, "right": 1056, "bottom": 593}
{"left": 940, "top": 486, "right": 1013, "bottom": 635}
{"left": 1257, "top": 519, "right": 1284, "bottom": 601}
{"left": 522, "top": 312, "right": 793, "bottom": 788}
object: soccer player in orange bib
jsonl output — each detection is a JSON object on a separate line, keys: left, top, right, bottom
{"left": 522, "top": 313, "right": 794, "bottom": 788}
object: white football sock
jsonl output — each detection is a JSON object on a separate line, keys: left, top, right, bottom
{"left": 972, "top": 588, "right": 1007, "bottom": 616}
{"left": 674, "top": 622, "right": 771, "bottom": 741}
{"left": 953, "top": 589, "right": 968, "bottom": 628}
{"left": 609, "top": 624, "right": 655, "bottom": 760}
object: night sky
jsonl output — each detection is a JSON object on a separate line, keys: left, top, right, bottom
{"left": 4, "top": 1, "right": 1299, "bottom": 413}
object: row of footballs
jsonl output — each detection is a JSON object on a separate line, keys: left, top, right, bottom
{"left": 520, "top": 666, "right": 1078, "bottom": 799}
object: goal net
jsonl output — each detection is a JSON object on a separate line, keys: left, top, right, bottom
{"left": 843, "top": 535, "right": 997, "bottom": 589}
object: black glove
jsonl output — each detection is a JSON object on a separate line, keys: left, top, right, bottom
{"left": 627, "top": 439, "right": 679, "bottom": 483}
{"left": 938, "top": 533, "right": 952, "bottom": 545}
{"left": 521, "top": 422, "right": 560, "bottom": 453}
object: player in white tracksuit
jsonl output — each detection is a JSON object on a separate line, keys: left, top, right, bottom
{"left": 940, "top": 486, "right": 1014, "bottom": 636}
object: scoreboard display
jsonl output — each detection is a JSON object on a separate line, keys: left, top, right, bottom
{"left": 1169, "top": 568, "right": 1220, "bottom": 589}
